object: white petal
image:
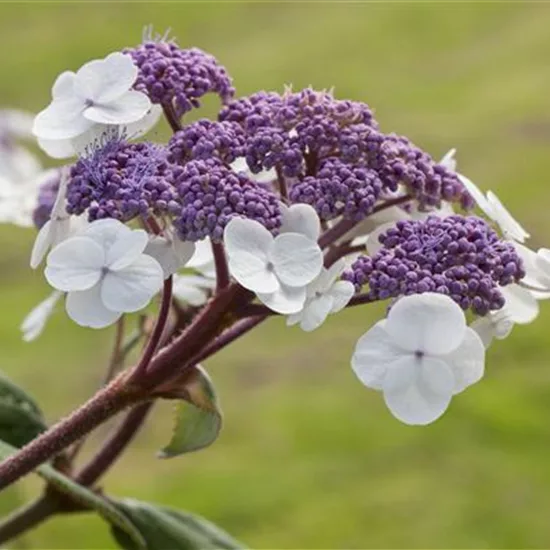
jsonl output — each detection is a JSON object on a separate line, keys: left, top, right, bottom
{"left": 513, "top": 243, "right": 550, "bottom": 290}
{"left": 487, "top": 191, "right": 529, "bottom": 243}
{"left": 101, "top": 255, "right": 163, "bottom": 313}
{"left": 84, "top": 91, "right": 150, "bottom": 125}
{"left": 91, "top": 52, "right": 138, "bottom": 104}
{"left": 73, "top": 58, "right": 104, "bottom": 101}
{"left": 270, "top": 233, "right": 323, "bottom": 287}
{"left": 328, "top": 280, "right": 354, "bottom": 313}
{"left": 66, "top": 285, "right": 121, "bottom": 328}
{"left": 500, "top": 284, "right": 539, "bottom": 324}
{"left": 30, "top": 221, "right": 53, "bottom": 269}
{"left": 187, "top": 238, "right": 215, "bottom": 271}
{"left": 442, "top": 327, "right": 485, "bottom": 394}
{"left": 299, "top": 294, "right": 334, "bottom": 332}
{"left": 351, "top": 320, "right": 404, "bottom": 391}
{"left": 309, "top": 259, "right": 347, "bottom": 296}
{"left": 286, "top": 312, "right": 302, "bottom": 327}
{"left": 280, "top": 204, "right": 321, "bottom": 241}
{"left": 385, "top": 293, "right": 466, "bottom": 355}
{"left": 124, "top": 105, "right": 163, "bottom": 139}
{"left": 144, "top": 236, "right": 195, "bottom": 278}
{"left": 172, "top": 274, "right": 213, "bottom": 306}
{"left": 20, "top": 291, "right": 63, "bottom": 342}
{"left": 106, "top": 229, "right": 148, "bottom": 271}
{"left": 439, "top": 148, "right": 457, "bottom": 172}
{"left": 84, "top": 218, "right": 131, "bottom": 251}
{"left": 257, "top": 284, "right": 306, "bottom": 314}
{"left": 52, "top": 71, "right": 76, "bottom": 100}
{"left": 37, "top": 137, "right": 75, "bottom": 159}
{"left": 470, "top": 317, "right": 496, "bottom": 349}
{"left": 51, "top": 169, "right": 69, "bottom": 219}
{"left": 45, "top": 236, "right": 104, "bottom": 291}
{"left": 383, "top": 356, "right": 454, "bottom": 425}
{"left": 224, "top": 218, "right": 278, "bottom": 293}
{"left": 32, "top": 99, "right": 91, "bottom": 140}
{"left": 457, "top": 173, "right": 494, "bottom": 219}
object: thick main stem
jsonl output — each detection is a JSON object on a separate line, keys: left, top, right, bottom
{"left": 0, "top": 380, "right": 138, "bottom": 492}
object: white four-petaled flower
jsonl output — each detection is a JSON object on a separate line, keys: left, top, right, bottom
{"left": 32, "top": 52, "right": 151, "bottom": 148}
{"left": 224, "top": 206, "right": 323, "bottom": 314}
{"left": 287, "top": 259, "right": 354, "bottom": 331}
{"left": 351, "top": 293, "right": 485, "bottom": 425}
{"left": 45, "top": 219, "right": 163, "bottom": 328}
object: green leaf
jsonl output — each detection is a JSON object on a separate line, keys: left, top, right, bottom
{"left": 0, "top": 440, "right": 145, "bottom": 549}
{"left": 156, "top": 366, "right": 222, "bottom": 458}
{"left": 111, "top": 498, "right": 244, "bottom": 550}
{"left": 0, "top": 372, "right": 47, "bottom": 447}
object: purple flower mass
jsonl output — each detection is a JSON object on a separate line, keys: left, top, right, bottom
{"left": 343, "top": 215, "right": 525, "bottom": 315}
{"left": 172, "top": 158, "right": 282, "bottom": 242}
{"left": 124, "top": 41, "right": 235, "bottom": 118}
{"left": 220, "top": 88, "right": 473, "bottom": 220}
{"left": 66, "top": 139, "right": 179, "bottom": 222}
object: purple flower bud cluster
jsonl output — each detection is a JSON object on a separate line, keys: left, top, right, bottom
{"left": 32, "top": 171, "right": 60, "bottom": 229}
{"left": 172, "top": 158, "right": 282, "bottom": 242}
{"left": 219, "top": 87, "right": 472, "bottom": 220}
{"left": 168, "top": 120, "right": 246, "bottom": 165}
{"left": 289, "top": 157, "right": 383, "bottom": 221}
{"left": 342, "top": 215, "right": 525, "bottom": 315}
{"left": 67, "top": 139, "right": 179, "bottom": 222}
{"left": 125, "top": 41, "right": 235, "bottom": 118}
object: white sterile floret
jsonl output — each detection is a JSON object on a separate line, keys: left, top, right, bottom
{"left": 224, "top": 215, "right": 323, "bottom": 314}
{"left": 32, "top": 52, "right": 151, "bottom": 144}
{"left": 20, "top": 290, "right": 63, "bottom": 342}
{"left": 38, "top": 105, "right": 162, "bottom": 160}
{"left": 457, "top": 173, "right": 529, "bottom": 243}
{"left": 471, "top": 284, "right": 539, "bottom": 348}
{"left": 144, "top": 231, "right": 195, "bottom": 279}
{"left": 172, "top": 274, "right": 216, "bottom": 307}
{"left": 187, "top": 238, "right": 216, "bottom": 278}
{"left": 230, "top": 157, "right": 277, "bottom": 184}
{"left": 44, "top": 219, "right": 163, "bottom": 328}
{"left": 439, "top": 148, "right": 457, "bottom": 172}
{"left": 30, "top": 169, "right": 74, "bottom": 268}
{"left": 287, "top": 259, "right": 354, "bottom": 332}
{"left": 351, "top": 292, "right": 485, "bottom": 426}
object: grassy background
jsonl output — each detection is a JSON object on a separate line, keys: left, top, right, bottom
{"left": 2, "top": 2, "right": 550, "bottom": 548}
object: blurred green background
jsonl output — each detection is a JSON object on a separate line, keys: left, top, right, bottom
{"left": 2, "top": 2, "right": 550, "bottom": 548}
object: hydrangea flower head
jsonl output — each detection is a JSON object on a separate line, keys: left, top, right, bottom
{"left": 343, "top": 215, "right": 525, "bottom": 315}
{"left": 66, "top": 136, "right": 179, "bottom": 222}
{"left": 125, "top": 31, "right": 234, "bottom": 119}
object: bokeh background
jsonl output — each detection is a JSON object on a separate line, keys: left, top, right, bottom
{"left": 2, "top": 2, "right": 550, "bottom": 548}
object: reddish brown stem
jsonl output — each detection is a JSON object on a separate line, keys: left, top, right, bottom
{"left": 211, "top": 241, "right": 230, "bottom": 292}
{"left": 161, "top": 103, "right": 182, "bottom": 133}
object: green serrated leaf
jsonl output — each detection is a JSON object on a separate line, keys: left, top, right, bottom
{"left": 111, "top": 498, "right": 244, "bottom": 550}
{"left": 0, "top": 372, "right": 47, "bottom": 447}
{"left": 157, "top": 366, "right": 222, "bottom": 458}
{"left": 0, "top": 440, "right": 145, "bottom": 549}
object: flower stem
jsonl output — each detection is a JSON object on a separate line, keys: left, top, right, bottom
{"left": 318, "top": 219, "right": 357, "bottom": 249}
{"left": 0, "top": 379, "right": 139, "bottom": 493}
{"left": 130, "top": 277, "right": 173, "bottom": 382}
{"left": 75, "top": 402, "right": 152, "bottom": 487}
{"left": 372, "top": 194, "right": 411, "bottom": 214}
{"left": 161, "top": 103, "right": 182, "bottom": 133}
{"left": 211, "top": 241, "right": 230, "bottom": 292}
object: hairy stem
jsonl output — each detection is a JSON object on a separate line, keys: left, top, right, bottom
{"left": 318, "top": 218, "right": 357, "bottom": 249}
{"left": 161, "top": 103, "right": 182, "bottom": 133}
{"left": 0, "top": 379, "right": 139, "bottom": 492}
{"left": 211, "top": 241, "right": 230, "bottom": 292}
{"left": 130, "top": 277, "right": 173, "bottom": 382}
{"left": 75, "top": 402, "right": 153, "bottom": 487}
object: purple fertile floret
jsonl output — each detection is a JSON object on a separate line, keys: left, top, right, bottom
{"left": 173, "top": 158, "right": 282, "bottom": 242}
{"left": 342, "top": 215, "right": 524, "bottom": 315}
{"left": 125, "top": 42, "right": 234, "bottom": 118}
{"left": 67, "top": 139, "right": 179, "bottom": 222}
